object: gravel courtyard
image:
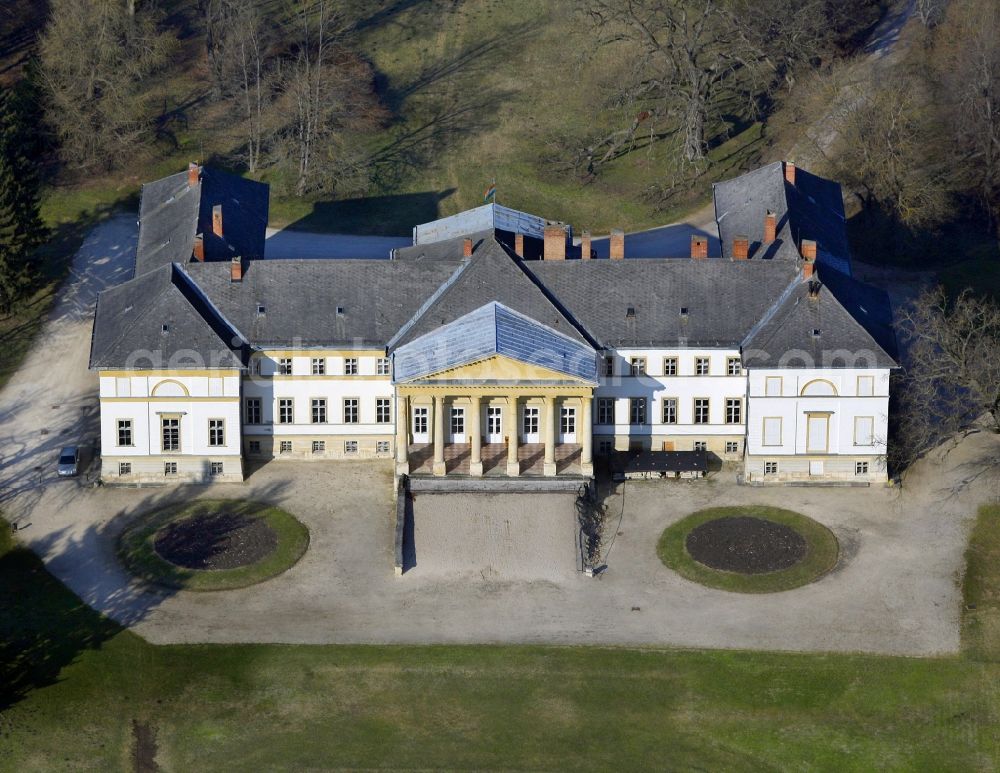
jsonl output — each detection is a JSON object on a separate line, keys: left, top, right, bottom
{"left": 1, "top": 215, "right": 996, "bottom": 656}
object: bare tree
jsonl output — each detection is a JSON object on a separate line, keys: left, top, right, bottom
{"left": 916, "top": 0, "right": 947, "bottom": 28}
{"left": 893, "top": 286, "right": 1000, "bottom": 468}
{"left": 38, "top": 0, "right": 172, "bottom": 169}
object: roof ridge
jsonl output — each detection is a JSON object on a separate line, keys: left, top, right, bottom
{"left": 386, "top": 258, "right": 472, "bottom": 348}
{"left": 89, "top": 267, "right": 174, "bottom": 366}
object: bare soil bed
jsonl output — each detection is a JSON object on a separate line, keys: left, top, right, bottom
{"left": 154, "top": 511, "right": 278, "bottom": 570}
{"left": 686, "top": 516, "right": 807, "bottom": 574}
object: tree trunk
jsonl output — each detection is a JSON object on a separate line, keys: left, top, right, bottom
{"left": 683, "top": 96, "right": 706, "bottom": 161}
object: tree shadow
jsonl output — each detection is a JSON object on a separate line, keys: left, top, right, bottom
{"left": 282, "top": 189, "right": 456, "bottom": 236}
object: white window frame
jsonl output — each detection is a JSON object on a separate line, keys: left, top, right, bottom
{"left": 596, "top": 398, "right": 615, "bottom": 425}
{"left": 208, "top": 418, "right": 225, "bottom": 447}
{"left": 661, "top": 397, "right": 677, "bottom": 424}
{"left": 725, "top": 398, "right": 742, "bottom": 425}
{"left": 343, "top": 398, "right": 359, "bottom": 424}
{"left": 118, "top": 461, "right": 131, "bottom": 476}
{"left": 344, "top": 440, "right": 359, "bottom": 455}
{"left": 663, "top": 357, "right": 677, "bottom": 376}
{"left": 344, "top": 358, "right": 359, "bottom": 376}
{"left": 693, "top": 398, "right": 710, "bottom": 424}
{"left": 376, "top": 398, "right": 391, "bottom": 424}
{"left": 278, "top": 358, "right": 293, "bottom": 375}
{"left": 376, "top": 358, "right": 390, "bottom": 376}
{"left": 278, "top": 398, "right": 294, "bottom": 424}
{"left": 245, "top": 397, "right": 261, "bottom": 424}
{"left": 117, "top": 419, "right": 133, "bottom": 447}
{"left": 727, "top": 357, "right": 742, "bottom": 376}
{"left": 311, "top": 357, "right": 326, "bottom": 375}
{"left": 695, "top": 357, "right": 710, "bottom": 376}
{"left": 311, "top": 398, "right": 327, "bottom": 424}
{"left": 629, "top": 357, "right": 646, "bottom": 376}
{"left": 629, "top": 397, "right": 647, "bottom": 425}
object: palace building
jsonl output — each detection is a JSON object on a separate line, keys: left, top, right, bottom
{"left": 89, "top": 161, "right": 897, "bottom": 484}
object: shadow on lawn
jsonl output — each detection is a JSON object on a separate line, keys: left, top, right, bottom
{"left": 0, "top": 478, "right": 291, "bottom": 711}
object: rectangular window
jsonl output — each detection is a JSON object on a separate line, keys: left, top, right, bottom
{"left": 857, "top": 375, "right": 875, "bottom": 396}
{"left": 312, "top": 440, "right": 325, "bottom": 453}
{"left": 451, "top": 407, "right": 465, "bottom": 435}
{"left": 413, "top": 407, "right": 428, "bottom": 435}
{"left": 344, "top": 358, "right": 358, "bottom": 376}
{"left": 278, "top": 398, "right": 294, "bottom": 424}
{"left": 693, "top": 441, "right": 707, "bottom": 451}
{"left": 278, "top": 358, "right": 292, "bottom": 375}
{"left": 245, "top": 398, "right": 261, "bottom": 424}
{"left": 118, "top": 462, "right": 131, "bottom": 476}
{"left": 249, "top": 440, "right": 261, "bottom": 454}
{"left": 727, "top": 357, "right": 742, "bottom": 376}
{"left": 693, "top": 398, "right": 710, "bottom": 424}
{"left": 523, "top": 407, "right": 539, "bottom": 435}
{"left": 376, "top": 398, "right": 391, "bottom": 424}
{"left": 311, "top": 398, "right": 327, "bottom": 424}
{"left": 604, "top": 356, "right": 614, "bottom": 377}
{"left": 311, "top": 357, "right": 326, "bottom": 375}
{"left": 726, "top": 441, "right": 739, "bottom": 454}
{"left": 764, "top": 461, "right": 778, "bottom": 475}
{"left": 376, "top": 440, "right": 390, "bottom": 454}
{"left": 762, "top": 417, "right": 782, "bottom": 446}
{"left": 377, "top": 358, "right": 390, "bottom": 376}
{"left": 695, "top": 357, "right": 710, "bottom": 376}
{"left": 208, "top": 419, "right": 225, "bottom": 447}
{"left": 161, "top": 418, "right": 179, "bottom": 452}
{"left": 661, "top": 398, "right": 677, "bottom": 424}
{"left": 210, "top": 462, "right": 224, "bottom": 476}
{"left": 164, "top": 461, "right": 177, "bottom": 476}
{"left": 117, "top": 419, "right": 133, "bottom": 446}
{"left": 249, "top": 357, "right": 261, "bottom": 376}
{"left": 597, "top": 398, "right": 615, "bottom": 425}
{"left": 855, "top": 416, "right": 875, "bottom": 446}
{"left": 280, "top": 440, "right": 292, "bottom": 454}
{"left": 598, "top": 439, "right": 614, "bottom": 455}
{"left": 765, "top": 376, "right": 782, "bottom": 396}
{"left": 856, "top": 461, "right": 870, "bottom": 475}
{"left": 344, "top": 440, "right": 358, "bottom": 454}
{"left": 630, "top": 357, "right": 646, "bottom": 376}
{"left": 343, "top": 398, "right": 359, "bottom": 424}
{"left": 560, "top": 407, "right": 576, "bottom": 434}
{"left": 663, "top": 357, "right": 677, "bottom": 376}
{"left": 629, "top": 397, "right": 647, "bottom": 425}
{"left": 725, "top": 398, "right": 742, "bottom": 424}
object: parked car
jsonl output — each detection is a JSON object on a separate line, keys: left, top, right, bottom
{"left": 57, "top": 446, "right": 80, "bottom": 477}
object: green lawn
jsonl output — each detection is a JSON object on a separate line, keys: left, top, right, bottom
{"left": 3, "top": 505, "right": 1000, "bottom": 769}
{"left": 962, "top": 504, "right": 1000, "bottom": 661}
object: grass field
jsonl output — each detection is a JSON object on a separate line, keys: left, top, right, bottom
{"left": 656, "top": 505, "right": 840, "bottom": 593}
{"left": 2, "top": 504, "right": 1000, "bottom": 770}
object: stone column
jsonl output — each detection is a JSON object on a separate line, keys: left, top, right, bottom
{"left": 543, "top": 394, "right": 557, "bottom": 476}
{"left": 506, "top": 394, "right": 520, "bottom": 477}
{"left": 395, "top": 392, "right": 409, "bottom": 475}
{"left": 469, "top": 394, "right": 483, "bottom": 476}
{"left": 432, "top": 394, "right": 446, "bottom": 476}
{"left": 580, "top": 396, "right": 594, "bottom": 477}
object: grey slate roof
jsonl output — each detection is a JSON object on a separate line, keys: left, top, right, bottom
{"left": 134, "top": 167, "right": 269, "bottom": 278}
{"left": 389, "top": 238, "right": 592, "bottom": 348}
{"left": 524, "top": 258, "right": 801, "bottom": 348}
{"left": 713, "top": 161, "right": 852, "bottom": 274}
{"left": 393, "top": 228, "right": 547, "bottom": 261}
{"left": 393, "top": 302, "right": 598, "bottom": 383}
{"left": 742, "top": 268, "right": 897, "bottom": 369}
{"left": 89, "top": 264, "right": 244, "bottom": 370}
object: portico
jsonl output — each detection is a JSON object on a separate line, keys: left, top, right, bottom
{"left": 394, "top": 389, "right": 594, "bottom": 477}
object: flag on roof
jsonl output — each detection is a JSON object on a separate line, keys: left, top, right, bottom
{"left": 483, "top": 179, "right": 496, "bottom": 202}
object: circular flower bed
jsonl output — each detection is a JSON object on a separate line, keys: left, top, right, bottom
{"left": 657, "top": 506, "right": 838, "bottom": 593}
{"left": 119, "top": 500, "right": 309, "bottom": 592}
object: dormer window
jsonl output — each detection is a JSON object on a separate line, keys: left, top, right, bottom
{"left": 680, "top": 307, "right": 689, "bottom": 317}
{"left": 812, "top": 328, "right": 821, "bottom": 337}
{"left": 625, "top": 306, "right": 636, "bottom": 319}
{"left": 161, "top": 324, "right": 169, "bottom": 334}
{"left": 336, "top": 306, "right": 345, "bottom": 316}
{"left": 256, "top": 304, "right": 266, "bottom": 315}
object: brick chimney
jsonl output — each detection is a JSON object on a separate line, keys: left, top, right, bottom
{"left": 801, "top": 239, "right": 817, "bottom": 279}
{"left": 543, "top": 225, "right": 566, "bottom": 260}
{"left": 732, "top": 234, "right": 749, "bottom": 260}
{"left": 212, "top": 204, "right": 223, "bottom": 237}
{"left": 514, "top": 232, "right": 524, "bottom": 258}
{"left": 610, "top": 228, "right": 625, "bottom": 260}
{"left": 231, "top": 256, "right": 243, "bottom": 283}
{"left": 463, "top": 237, "right": 473, "bottom": 257}
{"left": 188, "top": 162, "right": 199, "bottom": 188}
{"left": 784, "top": 161, "right": 796, "bottom": 186}
{"left": 690, "top": 234, "right": 708, "bottom": 259}
{"left": 764, "top": 211, "right": 776, "bottom": 244}
{"left": 580, "top": 230, "right": 592, "bottom": 260}
{"left": 193, "top": 233, "right": 205, "bottom": 262}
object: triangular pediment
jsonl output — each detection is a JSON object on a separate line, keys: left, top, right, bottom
{"left": 425, "top": 354, "right": 593, "bottom": 383}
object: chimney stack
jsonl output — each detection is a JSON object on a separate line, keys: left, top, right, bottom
{"left": 610, "top": 228, "right": 625, "bottom": 260}
{"left": 732, "top": 234, "right": 749, "bottom": 260}
{"left": 764, "top": 211, "right": 776, "bottom": 244}
{"left": 801, "top": 239, "right": 817, "bottom": 279}
{"left": 690, "top": 234, "right": 708, "bottom": 259}
{"left": 212, "top": 204, "right": 223, "bottom": 237}
{"left": 463, "top": 237, "right": 473, "bottom": 258}
{"left": 230, "top": 256, "right": 243, "bottom": 282}
{"left": 514, "top": 232, "right": 524, "bottom": 258}
{"left": 543, "top": 225, "right": 566, "bottom": 261}
{"left": 187, "top": 162, "right": 199, "bottom": 188}
{"left": 580, "top": 230, "right": 592, "bottom": 260}
{"left": 193, "top": 233, "right": 205, "bottom": 262}
{"left": 784, "top": 161, "right": 796, "bottom": 186}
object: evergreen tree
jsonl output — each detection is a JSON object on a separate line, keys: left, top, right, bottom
{"left": 0, "top": 82, "right": 47, "bottom": 313}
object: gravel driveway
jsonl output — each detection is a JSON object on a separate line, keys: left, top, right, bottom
{"left": 1, "top": 213, "right": 992, "bottom": 655}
